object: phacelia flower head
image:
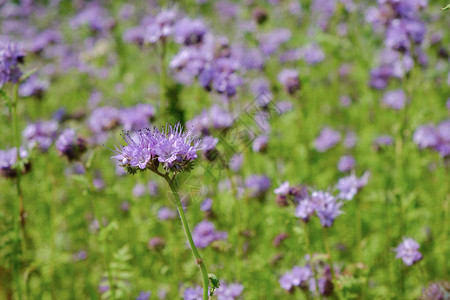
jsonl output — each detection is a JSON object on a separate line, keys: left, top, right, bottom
{"left": 174, "top": 18, "right": 209, "bottom": 46}
{"left": 314, "top": 127, "right": 341, "bottom": 152}
{"left": 184, "top": 286, "right": 203, "bottom": 300}
{"left": 336, "top": 172, "right": 370, "bottom": 201}
{"left": 382, "top": 89, "right": 407, "bottom": 110}
{"left": 312, "top": 191, "right": 343, "bottom": 227}
{"left": 55, "top": 129, "right": 87, "bottom": 161}
{"left": 216, "top": 282, "right": 244, "bottom": 300}
{"left": 394, "top": 237, "right": 423, "bottom": 266}
{"left": 192, "top": 220, "right": 227, "bottom": 249}
{"left": 0, "top": 41, "right": 25, "bottom": 87}
{"left": 19, "top": 75, "right": 49, "bottom": 99}
{"left": 144, "top": 9, "right": 177, "bottom": 44}
{"left": 279, "top": 265, "right": 313, "bottom": 291}
{"left": 245, "top": 175, "right": 271, "bottom": 198}
{"left": 278, "top": 69, "right": 300, "bottom": 95}
{"left": 23, "top": 120, "right": 59, "bottom": 152}
{"left": 337, "top": 155, "right": 355, "bottom": 172}
{"left": 136, "top": 291, "right": 151, "bottom": 300}
{"left": 113, "top": 123, "right": 202, "bottom": 174}
{"left": 0, "top": 146, "right": 30, "bottom": 178}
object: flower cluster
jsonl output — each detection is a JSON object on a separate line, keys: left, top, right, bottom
{"left": 0, "top": 41, "right": 24, "bottom": 87}
{"left": 336, "top": 172, "right": 370, "bottom": 201}
{"left": 314, "top": 127, "right": 341, "bottom": 152}
{"left": 279, "top": 265, "right": 312, "bottom": 291}
{"left": 394, "top": 237, "right": 423, "bottom": 266}
{"left": 0, "top": 146, "right": 30, "bottom": 178}
{"left": 367, "top": 0, "right": 428, "bottom": 89}
{"left": 413, "top": 119, "right": 450, "bottom": 158}
{"left": 245, "top": 175, "right": 271, "bottom": 198}
{"left": 192, "top": 220, "right": 227, "bottom": 249}
{"left": 23, "top": 120, "right": 59, "bottom": 152}
{"left": 113, "top": 123, "right": 202, "bottom": 174}
{"left": 55, "top": 129, "right": 87, "bottom": 161}
{"left": 19, "top": 75, "right": 49, "bottom": 99}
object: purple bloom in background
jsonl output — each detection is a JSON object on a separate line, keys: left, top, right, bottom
{"left": 70, "top": 3, "right": 114, "bottom": 32}
{"left": 312, "top": 191, "right": 343, "bottom": 227}
{"left": 27, "top": 29, "right": 61, "bottom": 54}
{"left": 229, "top": 154, "right": 243, "bottom": 173}
{"left": 279, "top": 265, "right": 312, "bottom": 291}
{"left": 0, "top": 41, "right": 25, "bottom": 87}
{"left": 279, "top": 48, "right": 302, "bottom": 63}
{"left": 344, "top": 131, "right": 357, "bottom": 149}
{"left": 88, "top": 106, "right": 121, "bottom": 134}
{"left": 245, "top": 175, "right": 271, "bottom": 198}
{"left": 336, "top": 172, "right": 370, "bottom": 201}
{"left": 382, "top": 89, "right": 407, "bottom": 110}
{"left": 133, "top": 183, "right": 146, "bottom": 197}
{"left": 259, "top": 28, "right": 291, "bottom": 56}
{"left": 421, "top": 282, "right": 447, "bottom": 300}
{"left": 192, "top": 220, "right": 227, "bottom": 248}
{"left": 158, "top": 206, "right": 176, "bottom": 220}
{"left": 19, "top": 75, "right": 49, "bottom": 99}
{"left": 0, "top": 146, "right": 30, "bottom": 178}
{"left": 240, "top": 48, "right": 264, "bottom": 71}
{"left": 136, "top": 291, "right": 151, "bottom": 300}
{"left": 250, "top": 78, "right": 272, "bottom": 107}
{"left": 314, "top": 127, "right": 341, "bottom": 152}
{"left": 144, "top": 9, "right": 177, "bottom": 44}
{"left": 274, "top": 181, "right": 290, "bottom": 196}
{"left": 216, "top": 282, "right": 244, "bottom": 300}
{"left": 174, "top": 18, "right": 208, "bottom": 46}
{"left": 23, "top": 120, "right": 58, "bottom": 152}
{"left": 252, "top": 135, "right": 268, "bottom": 153}
{"left": 113, "top": 124, "right": 202, "bottom": 173}
{"left": 200, "top": 198, "right": 213, "bottom": 212}
{"left": 337, "top": 155, "right": 355, "bottom": 172}
{"left": 120, "top": 104, "right": 155, "bottom": 131}
{"left": 278, "top": 69, "right": 300, "bottom": 95}
{"left": 413, "top": 125, "right": 439, "bottom": 149}
{"left": 373, "top": 135, "right": 394, "bottom": 149}
{"left": 148, "top": 181, "right": 159, "bottom": 196}
{"left": 295, "top": 197, "right": 316, "bottom": 222}
{"left": 184, "top": 286, "right": 203, "bottom": 300}
{"left": 302, "top": 43, "right": 325, "bottom": 65}
{"left": 55, "top": 129, "right": 87, "bottom": 161}
{"left": 201, "top": 135, "right": 218, "bottom": 161}
{"left": 394, "top": 237, "right": 423, "bottom": 266}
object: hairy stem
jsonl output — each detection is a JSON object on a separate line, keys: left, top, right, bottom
{"left": 321, "top": 227, "right": 343, "bottom": 300}
{"left": 303, "top": 222, "right": 322, "bottom": 300}
{"left": 164, "top": 175, "right": 209, "bottom": 300}
{"left": 10, "top": 83, "right": 24, "bottom": 300}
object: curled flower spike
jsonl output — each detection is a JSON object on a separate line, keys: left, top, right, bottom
{"left": 113, "top": 123, "right": 202, "bottom": 175}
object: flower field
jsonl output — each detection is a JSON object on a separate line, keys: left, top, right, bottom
{"left": 0, "top": 1, "right": 449, "bottom": 299}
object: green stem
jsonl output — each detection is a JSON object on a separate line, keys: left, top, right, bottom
{"left": 302, "top": 222, "right": 322, "bottom": 300}
{"left": 321, "top": 227, "right": 344, "bottom": 300}
{"left": 10, "top": 83, "right": 24, "bottom": 300}
{"left": 164, "top": 175, "right": 209, "bottom": 300}
{"left": 159, "top": 40, "right": 167, "bottom": 117}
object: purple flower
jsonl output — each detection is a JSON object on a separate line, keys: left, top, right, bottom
{"left": 229, "top": 154, "right": 243, "bottom": 172}
{"left": 70, "top": 3, "right": 114, "bottom": 32}
{"left": 88, "top": 106, "right": 121, "bottom": 134}
{"left": 158, "top": 206, "right": 177, "bottom": 220}
{"left": 23, "top": 120, "right": 58, "bottom": 152}
{"left": 302, "top": 43, "right": 325, "bottom": 65}
{"left": 336, "top": 172, "right": 370, "bottom": 201}
{"left": 136, "top": 291, "right": 151, "bottom": 300}
{"left": 295, "top": 197, "right": 316, "bottom": 222}
{"left": 394, "top": 237, "right": 423, "bottom": 266}
{"left": 216, "top": 282, "right": 244, "bottom": 300}
{"left": 373, "top": 135, "right": 394, "bottom": 149}
{"left": 245, "top": 175, "right": 271, "bottom": 198}
{"left": 144, "top": 10, "right": 177, "bottom": 44}
{"left": 413, "top": 125, "right": 439, "bottom": 149}
{"left": 200, "top": 198, "right": 213, "bottom": 212}
{"left": 55, "top": 129, "right": 87, "bottom": 161}
{"left": 279, "top": 265, "right": 312, "bottom": 291}
{"left": 344, "top": 131, "right": 357, "bottom": 148}
{"left": 133, "top": 183, "right": 146, "bottom": 197}
{"left": 382, "top": 89, "right": 407, "bottom": 110}
{"left": 274, "top": 181, "right": 290, "bottom": 195}
{"left": 19, "top": 75, "right": 49, "bottom": 99}
{"left": 192, "top": 220, "right": 227, "bottom": 248}
{"left": 278, "top": 69, "right": 300, "bottom": 95}
{"left": 201, "top": 136, "right": 219, "bottom": 161}
{"left": 113, "top": 124, "right": 202, "bottom": 174}
{"left": 421, "top": 282, "right": 447, "bottom": 300}
{"left": 252, "top": 135, "right": 268, "bottom": 153}
{"left": 0, "top": 41, "right": 24, "bottom": 87}
{"left": 174, "top": 18, "right": 208, "bottom": 45}
{"left": 314, "top": 127, "right": 341, "bottom": 152}
{"left": 337, "top": 155, "right": 355, "bottom": 172}
{"left": 259, "top": 28, "right": 291, "bottom": 56}
{"left": 119, "top": 104, "right": 155, "bottom": 131}
{"left": 0, "top": 146, "right": 30, "bottom": 178}
{"left": 184, "top": 286, "right": 203, "bottom": 300}
{"left": 27, "top": 29, "right": 61, "bottom": 54}
{"left": 312, "top": 191, "right": 343, "bottom": 227}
